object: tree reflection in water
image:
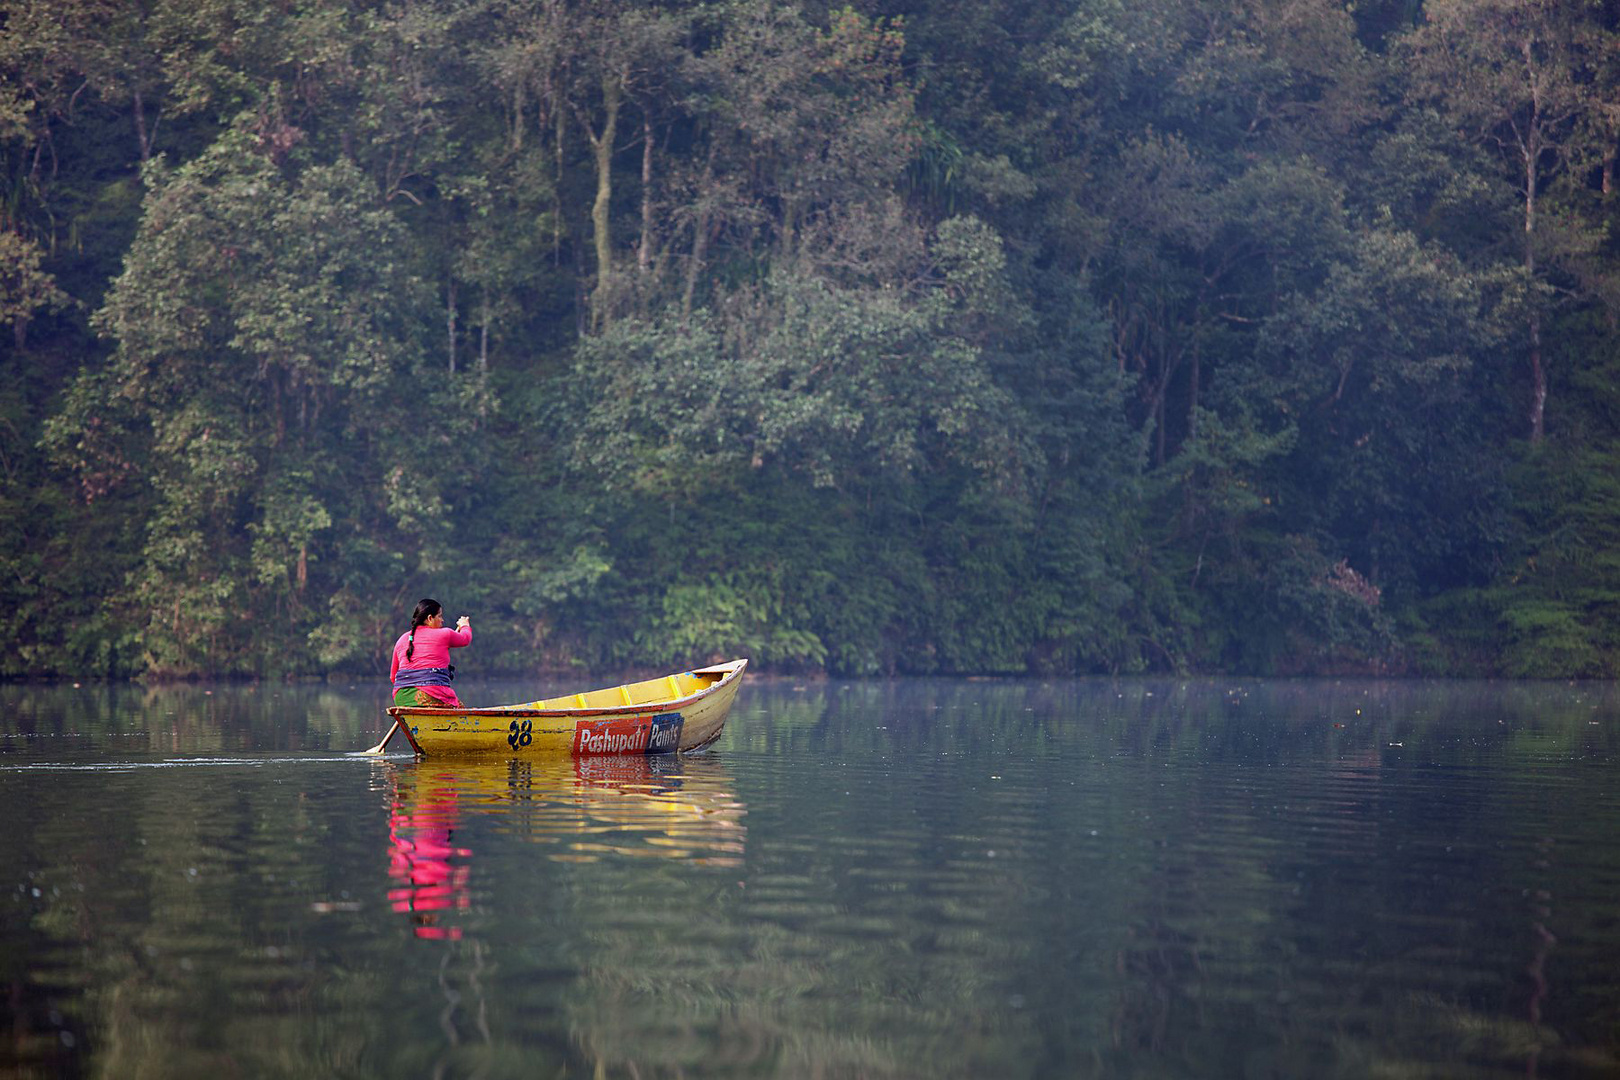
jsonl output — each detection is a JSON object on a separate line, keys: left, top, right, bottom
{"left": 7, "top": 680, "right": 1616, "bottom": 1078}
{"left": 376, "top": 754, "right": 751, "bottom": 1075}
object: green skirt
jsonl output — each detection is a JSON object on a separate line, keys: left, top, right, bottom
{"left": 393, "top": 687, "right": 460, "bottom": 708}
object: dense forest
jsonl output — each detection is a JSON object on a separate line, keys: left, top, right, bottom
{"left": 3, "top": 0, "right": 1619, "bottom": 679}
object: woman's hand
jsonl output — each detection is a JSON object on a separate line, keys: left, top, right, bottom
{"left": 456, "top": 616, "right": 471, "bottom": 630}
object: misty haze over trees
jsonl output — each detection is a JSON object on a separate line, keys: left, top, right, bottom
{"left": 4, "top": 0, "right": 1620, "bottom": 679}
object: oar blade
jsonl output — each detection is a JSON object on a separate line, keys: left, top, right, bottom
{"left": 358, "top": 720, "right": 400, "bottom": 756}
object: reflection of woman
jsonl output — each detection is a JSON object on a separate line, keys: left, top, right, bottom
{"left": 390, "top": 598, "right": 472, "bottom": 709}
{"left": 387, "top": 790, "right": 470, "bottom": 941}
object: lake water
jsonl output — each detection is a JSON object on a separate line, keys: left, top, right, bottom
{"left": 1, "top": 677, "right": 1617, "bottom": 1078}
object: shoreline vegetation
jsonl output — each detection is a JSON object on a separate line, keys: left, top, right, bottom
{"left": 5, "top": 1, "right": 1620, "bottom": 681}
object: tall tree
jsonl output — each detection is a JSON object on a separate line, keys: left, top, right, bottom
{"left": 1403, "top": 0, "right": 1620, "bottom": 442}
{"left": 46, "top": 126, "right": 481, "bottom": 673}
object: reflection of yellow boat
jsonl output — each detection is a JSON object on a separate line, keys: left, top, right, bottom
{"left": 390, "top": 756, "right": 744, "bottom": 887}
{"left": 384, "top": 659, "right": 747, "bottom": 757}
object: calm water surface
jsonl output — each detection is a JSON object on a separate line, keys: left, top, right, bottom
{"left": 1, "top": 678, "right": 1617, "bottom": 1078}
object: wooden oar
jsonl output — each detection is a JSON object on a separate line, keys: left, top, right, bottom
{"left": 361, "top": 719, "right": 401, "bottom": 755}
{"left": 360, "top": 709, "right": 427, "bottom": 756}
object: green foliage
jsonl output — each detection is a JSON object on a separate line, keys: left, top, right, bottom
{"left": 1497, "top": 600, "right": 1609, "bottom": 678}
{"left": 573, "top": 214, "right": 1027, "bottom": 494}
{"left": 1487, "top": 441, "right": 1620, "bottom": 678}
{"left": 40, "top": 121, "right": 483, "bottom": 675}
{"left": 646, "top": 572, "right": 830, "bottom": 669}
{"left": 0, "top": 229, "right": 70, "bottom": 341}
{"left": 6, "top": 0, "right": 1620, "bottom": 678}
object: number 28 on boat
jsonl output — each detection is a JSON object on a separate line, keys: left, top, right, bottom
{"left": 374, "top": 659, "right": 748, "bottom": 758}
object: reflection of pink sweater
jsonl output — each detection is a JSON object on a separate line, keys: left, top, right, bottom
{"left": 390, "top": 626, "right": 472, "bottom": 684}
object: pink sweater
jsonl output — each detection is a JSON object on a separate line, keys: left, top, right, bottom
{"left": 390, "top": 626, "right": 472, "bottom": 684}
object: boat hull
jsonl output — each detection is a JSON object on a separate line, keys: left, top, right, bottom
{"left": 384, "top": 659, "right": 746, "bottom": 757}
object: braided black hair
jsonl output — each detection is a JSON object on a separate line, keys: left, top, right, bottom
{"left": 406, "top": 598, "right": 441, "bottom": 661}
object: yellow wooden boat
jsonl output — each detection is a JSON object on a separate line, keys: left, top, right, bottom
{"left": 373, "top": 659, "right": 747, "bottom": 757}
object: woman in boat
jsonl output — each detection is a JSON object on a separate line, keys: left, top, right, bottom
{"left": 390, "top": 598, "right": 472, "bottom": 709}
